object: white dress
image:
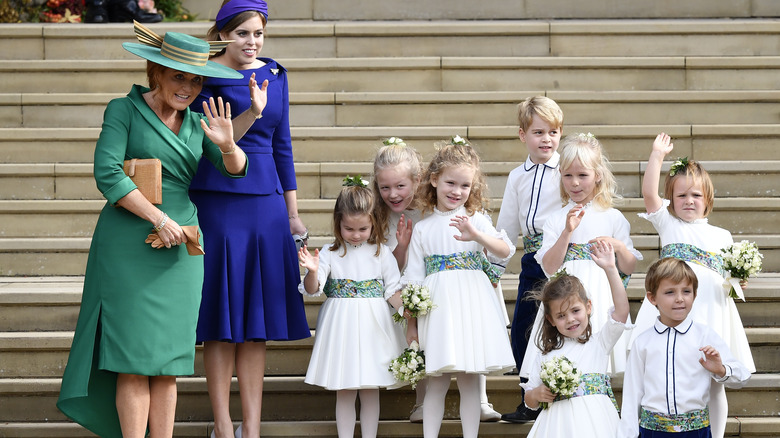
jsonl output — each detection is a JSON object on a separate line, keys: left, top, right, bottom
{"left": 302, "top": 242, "right": 407, "bottom": 390}
{"left": 523, "top": 310, "right": 631, "bottom": 438}
{"left": 520, "top": 201, "right": 642, "bottom": 378}
{"left": 401, "top": 206, "right": 516, "bottom": 375}
{"left": 630, "top": 200, "right": 755, "bottom": 372}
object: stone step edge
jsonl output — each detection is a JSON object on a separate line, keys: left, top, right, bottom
{"left": 5, "top": 90, "right": 780, "bottom": 105}
{"left": 2, "top": 160, "right": 779, "bottom": 177}
{"left": 1, "top": 234, "right": 780, "bottom": 252}
{"left": 2, "top": 198, "right": 780, "bottom": 213}
{"left": 3, "top": 19, "right": 780, "bottom": 38}
{"left": 3, "top": 124, "right": 780, "bottom": 141}
{"left": 2, "top": 328, "right": 778, "bottom": 351}
{"left": 6, "top": 56, "right": 780, "bottom": 71}
{"left": 4, "top": 274, "right": 780, "bottom": 304}
{"left": 2, "top": 374, "right": 778, "bottom": 394}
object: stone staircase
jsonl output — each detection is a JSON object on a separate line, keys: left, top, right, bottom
{"left": 1, "top": 0, "right": 780, "bottom": 436}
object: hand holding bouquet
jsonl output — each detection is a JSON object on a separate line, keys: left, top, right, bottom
{"left": 393, "top": 284, "right": 434, "bottom": 323}
{"left": 538, "top": 356, "right": 581, "bottom": 409}
{"left": 721, "top": 240, "right": 763, "bottom": 300}
{"left": 389, "top": 341, "right": 426, "bottom": 388}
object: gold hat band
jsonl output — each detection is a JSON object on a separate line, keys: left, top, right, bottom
{"left": 160, "top": 41, "right": 209, "bottom": 66}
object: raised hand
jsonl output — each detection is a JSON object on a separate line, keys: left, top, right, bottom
{"left": 200, "top": 96, "right": 235, "bottom": 151}
{"left": 590, "top": 240, "right": 616, "bottom": 270}
{"left": 565, "top": 204, "right": 586, "bottom": 233}
{"left": 652, "top": 132, "right": 674, "bottom": 157}
{"left": 248, "top": 73, "right": 269, "bottom": 118}
{"left": 298, "top": 245, "right": 320, "bottom": 271}
{"left": 396, "top": 213, "right": 413, "bottom": 248}
{"left": 450, "top": 215, "right": 478, "bottom": 242}
{"left": 699, "top": 345, "right": 727, "bottom": 378}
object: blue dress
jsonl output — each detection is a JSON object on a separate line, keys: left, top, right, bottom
{"left": 189, "top": 58, "right": 310, "bottom": 343}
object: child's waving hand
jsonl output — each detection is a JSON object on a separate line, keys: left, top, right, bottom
{"left": 565, "top": 204, "right": 586, "bottom": 233}
{"left": 652, "top": 132, "right": 674, "bottom": 157}
{"left": 699, "top": 345, "right": 727, "bottom": 378}
{"left": 298, "top": 245, "right": 320, "bottom": 271}
{"left": 450, "top": 215, "right": 478, "bottom": 242}
{"left": 590, "top": 240, "right": 616, "bottom": 270}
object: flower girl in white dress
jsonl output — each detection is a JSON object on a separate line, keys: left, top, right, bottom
{"left": 299, "top": 179, "right": 406, "bottom": 438}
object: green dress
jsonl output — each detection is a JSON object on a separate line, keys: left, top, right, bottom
{"left": 57, "top": 85, "right": 245, "bottom": 438}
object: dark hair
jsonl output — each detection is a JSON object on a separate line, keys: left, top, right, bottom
{"left": 533, "top": 274, "right": 592, "bottom": 354}
{"left": 331, "top": 185, "right": 381, "bottom": 257}
{"left": 645, "top": 257, "right": 699, "bottom": 298}
{"left": 207, "top": 6, "right": 267, "bottom": 58}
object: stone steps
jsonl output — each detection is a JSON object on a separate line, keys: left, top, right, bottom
{"left": 5, "top": 20, "right": 780, "bottom": 61}
{"left": 5, "top": 56, "right": 780, "bottom": 93}
{"left": 4, "top": 125, "right": 780, "bottom": 164}
{"left": 2, "top": 374, "right": 779, "bottom": 422}
{"left": 4, "top": 90, "right": 780, "bottom": 128}
{"left": 2, "top": 160, "right": 778, "bottom": 200}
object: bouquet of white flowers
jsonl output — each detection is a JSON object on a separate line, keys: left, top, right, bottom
{"left": 389, "top": 341, "right": 426, "bottom": 388}
{"left": 538, "top": 356, "right": 581, "bottom": 409}
{"left": 392, "top": 284, "right": 434, "bottom": 323}
{"left": 721, "top": 240, "right": 763, "bottom": 299}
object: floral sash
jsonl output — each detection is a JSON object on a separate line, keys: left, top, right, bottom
{"left": 555, "top": 373, "right": 619, "bottom": 412}
{"left": 563, "top": 243, "right": 631, "bottom": 289}
{"left": 522, "top": 233, "right": 544, "bottom": 254}
{"left": 660, "top": 243, "right": 727, "bottom": 278}
{"left": 425, "top": 251, "right": 502, "bottom": 285}
{"left": 640, "top": 407, "right": 710, "bottom": 432}
{"left": 323, "top": 278, "right": 384, "bottom": 298}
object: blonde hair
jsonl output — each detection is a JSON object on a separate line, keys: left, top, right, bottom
{"left": 663, "top": 160, "right": 715, "bottom": 218}
{"left": 517, "top": 96, "right": 564, "bottom": 132}
{"left": 645, "top": 257, "right": 699, "bottom": 298}
{"left": 331, "top": 185, "right": 381, "bottom": 257}
{"left": 417, "top": 142, "right": 488, "bottom": 215}
{"left": 372, "top": 143, "right": 423, "bottom": 241}
{"left": 532, "top": 274, "right": 591, "bottom": 354}
{"left": 558, "top": 133, "right": 619, "bottom": 209}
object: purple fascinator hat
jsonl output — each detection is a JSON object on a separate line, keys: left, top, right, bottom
{"left": 216, "top": 0, "right": 268, "bottom": 30}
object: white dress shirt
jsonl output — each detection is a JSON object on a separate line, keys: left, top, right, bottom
{"left": 618, "top": 316, "right": 751, "bottom": 438}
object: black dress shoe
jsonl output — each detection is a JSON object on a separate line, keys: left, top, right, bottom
{"left": 108, "top": 0, "right": 162, "bottom": 23}
{"left": 500, "top": 404, "right": 540, "bottom": 423}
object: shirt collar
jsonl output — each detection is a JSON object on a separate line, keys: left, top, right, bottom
{"left": 523, "top": 152, "right": 560, "bottom": 171}
{"left": 653, "top": 315, "right": 694, "bottom": 335}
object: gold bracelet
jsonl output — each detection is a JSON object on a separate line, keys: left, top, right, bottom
{"left": 221, "top": 144, "right": 236, "bottom": 155}
{"left": 154, "top": 212, "right": 168, "bottom": 232}
{"left": 250, "top": 108, "right": 263, "bottom": 119}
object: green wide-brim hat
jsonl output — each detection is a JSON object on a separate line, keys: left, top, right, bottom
{"left": 123, "top": 21, "right": 242, "bottom": 79}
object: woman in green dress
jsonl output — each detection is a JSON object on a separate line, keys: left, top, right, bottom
{"left": 57, "top": 24, "right": 265, "bottom": 438}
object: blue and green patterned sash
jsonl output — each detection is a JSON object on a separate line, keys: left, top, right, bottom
{"left": 323, "top": 278, "right": 384, "bottom": 298}
{"left": 563, "top": 243, "right": 631, "bottom": 289}
{"left": 640, "top": 407, "right": 710, "bottom": 432}
{"left": 661, "top": 243, "right": 727, "bottom": 278}
{"left": 555, "top": 373, "right": 619, "bottom": 412}
{"left": 425, "top": 251, "right": 502, "bottom": 285}
{"left": 522, "top": 233, "right": 544, "bottom": 254}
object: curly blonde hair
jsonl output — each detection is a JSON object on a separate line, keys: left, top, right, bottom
{"left": 558, "top": 133, "right": 619, "bottom": 209}
{"left": 417, "top": 142, "right": 488, "bottom": 215}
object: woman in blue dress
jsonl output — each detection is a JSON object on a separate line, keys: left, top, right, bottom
{"left": 189, "top": 1, "right": 311, "bottom": 437}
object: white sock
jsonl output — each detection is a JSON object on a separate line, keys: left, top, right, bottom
{"left": 708, "top": 383, "right": 727, "bottom": 438}
{"left": 478, "top": 374, "right": 489, "bottom": 405}
{"left": 335, "top": 390, "right": 357, "bottom": 438}
{"left": 358, "top": 389, "right": 380, "bottom": 438}
{"left": 423, "top": 374, "right": 450, "bottom": 438}
{"left": 457, "top": 373, "right": 481, "bottom": 438}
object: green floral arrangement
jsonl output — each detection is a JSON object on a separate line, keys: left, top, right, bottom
{"left": 721, "top": 240, "right": 763, "bottom": 299}
{"left": 389, "top": 341, "right": 426, "bottom": 389}
{"left": 669, "top": 157, "right": 689, "bottom": 177}
{"left": 383, "top": 136, "right": 406, "bottom": 147}
{"left": 539, "top": 355, "right": 581, "bottom": 409}
{"left": 392, "top": 284, "right": 435, "bottom": 323}
{"left": 342, "top": 175, "right": 368, "bottom": 188}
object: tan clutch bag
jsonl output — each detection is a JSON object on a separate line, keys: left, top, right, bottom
{"left": 123, "top": 158, "right": 162, "bottom": 204}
